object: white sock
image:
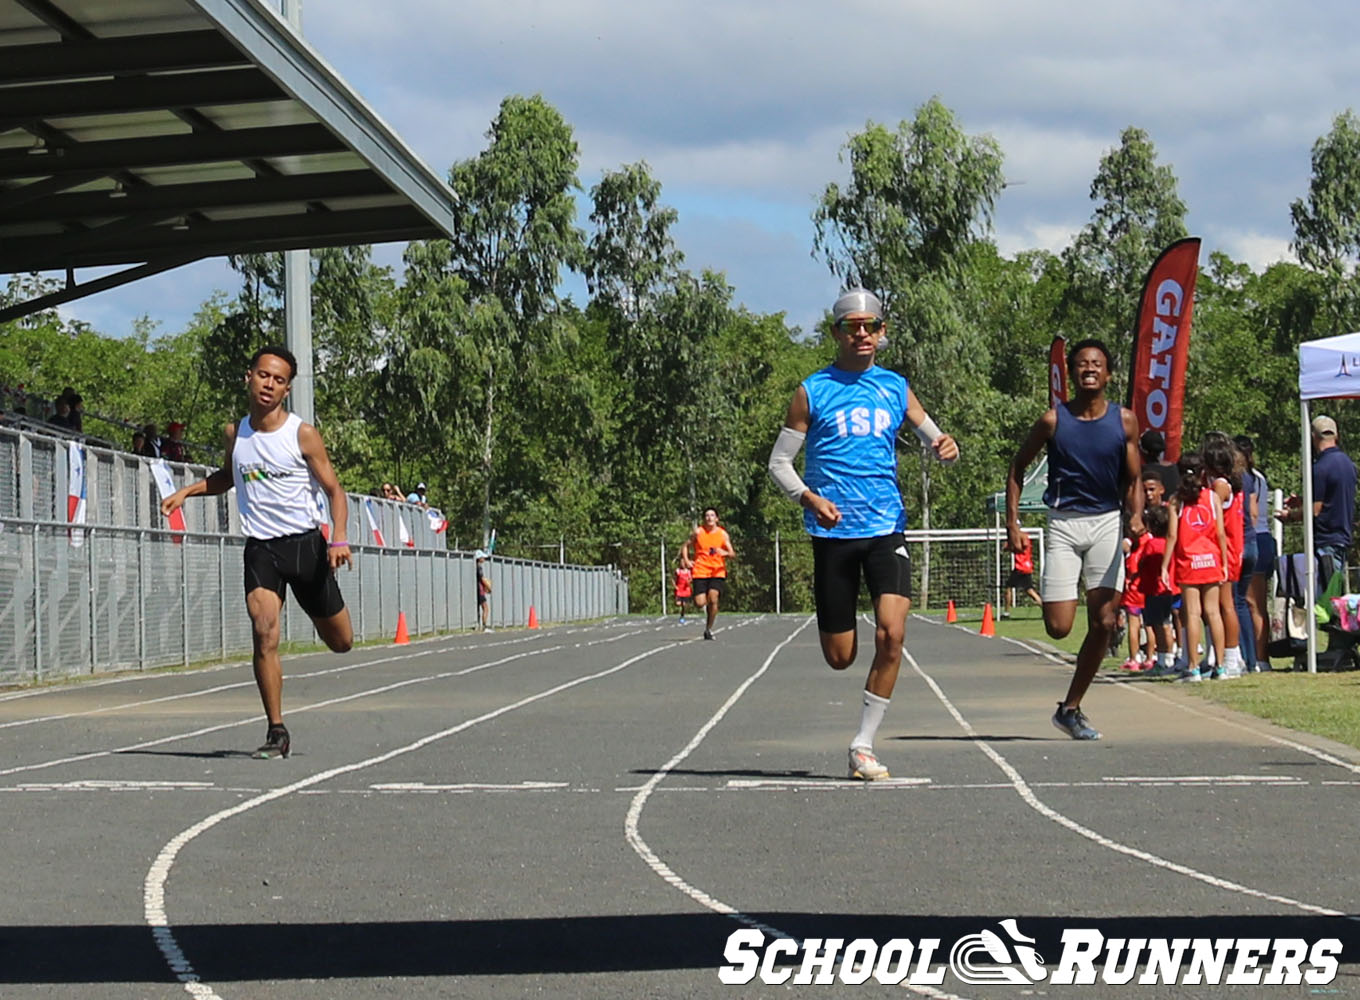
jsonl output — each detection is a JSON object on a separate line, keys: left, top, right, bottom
{"left": 1223, "top": 647, "right": 1241, "bottom": 669}
{"left": 852, "top": 691, "right": 890, "bottom": 751}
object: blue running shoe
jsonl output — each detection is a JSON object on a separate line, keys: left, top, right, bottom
{"left": 1051, "top": 703, "right": 1101, "bottom": 740}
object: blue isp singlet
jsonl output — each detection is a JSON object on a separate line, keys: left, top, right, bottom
{"left": 802, "top": 364, "right": 909, "bottom": 538}
{"left": 1042, "top": 401, "right": 1126, "bottom": 514}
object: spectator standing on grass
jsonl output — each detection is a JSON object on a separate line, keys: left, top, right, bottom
{"left": 1138, "top": 505, "right": 1179, "bottom": 675}
{"left": 1162, "top": 452, "right": 1228, "bottom": 684}
{"left": 1139, "top": 428, "right": 1181, "bottom": 495}
{"left": 1007, "top": 338, "right": 1143, "bottom": 741}
{"left": 1277, "top": 415, "right": 1356, "bottom": 582}
{"left": 1238, "top": 436, "right": 1274, "bottom": 672}
{"left": 1204, "top": 432, "right": 1249, "bottom": 677}
{"left": 1002, "top": 533, "right": 1042, "bottom": 616}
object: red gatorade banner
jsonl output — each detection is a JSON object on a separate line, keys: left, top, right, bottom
{"left": 1048, "top": 337, "right": 1068, "bottom": 409}
{"left": 1127, "top": 237, "right": 1200, "bottom": 463}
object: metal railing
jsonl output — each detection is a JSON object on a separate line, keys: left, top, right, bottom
{"left": 0, "top": 426, "right": 629, "bottom": 685}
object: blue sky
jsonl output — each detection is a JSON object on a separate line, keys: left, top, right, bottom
{"left": 58, "top": 0, "right": 1360, "bottom": 339}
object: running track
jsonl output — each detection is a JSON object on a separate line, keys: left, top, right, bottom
{"left": 0, "top": 614, "right": 1356, "bottom": 999}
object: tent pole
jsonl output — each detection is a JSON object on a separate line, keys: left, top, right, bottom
{"left": 1302, "top": 398, "right": 1317, "bottom": 674}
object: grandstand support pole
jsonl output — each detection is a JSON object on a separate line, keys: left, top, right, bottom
{"left": 281, "top": 0, "right": 314, "bottom": 426}
{"left": 775, "top": 530, "right": 782, "bottom": 614}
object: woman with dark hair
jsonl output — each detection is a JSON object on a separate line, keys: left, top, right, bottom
{"left": 1203, "top": 432, "right": 1250, "bottom": 676}
{"left": 1162, "top": 452, "right": 1228, "bottom": 683}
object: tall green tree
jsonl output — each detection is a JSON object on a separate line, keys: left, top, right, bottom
{"left": 586, "top": 161, "right": 684, "bottom": 322}
{"left": 1290, "top": 109, "right": 1360, "bottom": 334}
{"left": 1059, "top": 126, "right": 1188, "bottom": 364}
{"left": 401, "top": 94, "right": 586, "bottom": 543}
{"left": 812, "top": 97, "right": 1006, "bottom": 533}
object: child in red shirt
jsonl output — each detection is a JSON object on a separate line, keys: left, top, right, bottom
{"left": 1137, "top": 505, "right": 1178, "bottom": 674}
{"left": 1161, "top": 452, "right": 1228, "bottom": 682}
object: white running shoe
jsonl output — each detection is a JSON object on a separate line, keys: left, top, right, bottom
{"left": 848, "top": 746, "right": 889, "bottom": 781}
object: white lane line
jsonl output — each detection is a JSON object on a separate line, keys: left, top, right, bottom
{"left": 725, "top": 777, "right": 931, "bottom": 789}
{"left": 146, "top": 633, "right": 687, "bottom": 1000}
{"left": 369, "top": 781, "right": 568, "bottom": 792}
{"left": 0, "top": 627, "right": 557, "bottom": 706}
{"left": 997, "top": 631, "right": 1360, "bottom": 777}
{"left": 1, "top": 625, "right": 662, "bottom": 779}
{"left": 0, "top": 632, "right": 555, "bottom": 731}
{"left": 903, "top": 646, "right": 1355, "bottom": 922}
{"left": 622, "top": 616, "right": 970, "bottom": 1000}
{"left": 916, "top": 614, "right": 1360, "bottom": 778}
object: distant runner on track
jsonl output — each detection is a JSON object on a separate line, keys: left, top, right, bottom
{"left": 160, "top": 345, "right": 353, "bottom": 759}
{"left": 684, "top": 508, "right": 735, "bottom": 640}
{"left": 1006, "top": 338, "right": 1143, "bottom": 741}
{"left": 768, "top": 287, "right": 958, "bottom": 780}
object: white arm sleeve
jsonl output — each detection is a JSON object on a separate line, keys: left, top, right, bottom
{"left": 767, "top": 426, "right": 810, "bottom": 503}
{"left": 913, "top": 415, "right": 943, "bottom": 446}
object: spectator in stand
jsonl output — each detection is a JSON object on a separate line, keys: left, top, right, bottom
{"left": 161, "top": 422, "right": 188, "bottom": 462}
{"left": 406, "top": 482, "right": 428, "bottom": 507}
{"left": 48, "top": 395, "right": 77, "bottom": 430}
{"left": 1139, "top": 429, "right": 1181, "bottom": 495}
{"left": 131, "top": 429, "right": 147, "bottom": 455}
{"left": 67, "top": 393, "right": 83, "bottom": 433}
{"left": 139, "top": 423, "right": 161, "bottom": 458}
{"left": 382, "top": 482, "right": 403, "bottom": 502}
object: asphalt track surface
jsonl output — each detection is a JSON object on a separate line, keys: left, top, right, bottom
{"left": 1, "top": 613, "right": 1357, "bottom": 1000}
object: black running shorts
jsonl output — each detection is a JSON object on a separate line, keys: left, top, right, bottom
{"left": 243, "top": 529, "right": 345, "bottom": 619}
{"left": 812, "top": 533, "right": 913, "bottom": 633}
{"left": 692, "top": 576, "right": 726, "bottom": 597}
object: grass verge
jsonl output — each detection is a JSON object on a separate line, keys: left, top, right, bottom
{"left": 936, "top": 604, "right": 1360, "bottom": 753}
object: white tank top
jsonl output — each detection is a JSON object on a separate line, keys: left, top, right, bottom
{"left": 232, "top": 412, "right": 318, "bottom": 539}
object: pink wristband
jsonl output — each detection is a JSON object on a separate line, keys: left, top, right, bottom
{"left": 328, "top": 541, "right": 350, "bottom": 548}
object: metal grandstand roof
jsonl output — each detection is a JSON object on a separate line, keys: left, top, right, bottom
{"left": 0, "top": 0, "right": 456, "bottom": 322}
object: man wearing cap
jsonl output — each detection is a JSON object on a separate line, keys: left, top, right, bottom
{"left": 1279, "top": 415, "right": 1356, "bottom": 576}
{"left": 768, "top": 287, "right": 958, "bottom": 781}
{"left": 406, "top": 482, "right": 428, "bottom": 507}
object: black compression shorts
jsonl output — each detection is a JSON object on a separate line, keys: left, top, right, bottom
{"left": 812, "top": 533, "right": 912, "bottom": 633}
{"left": 244, "top": 529, "right": 345, "bottom": 619}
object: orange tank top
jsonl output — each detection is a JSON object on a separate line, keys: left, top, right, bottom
{"left": 692, "top": 526, "right": 730, "bottom": 579}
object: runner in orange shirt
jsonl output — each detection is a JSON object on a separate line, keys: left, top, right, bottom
{"left": 683, "top": 507, "right": 736, "bottom": 640}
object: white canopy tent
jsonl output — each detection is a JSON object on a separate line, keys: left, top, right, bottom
{"left": 1296, "top": 331, "right": 1360, "bottom": 672}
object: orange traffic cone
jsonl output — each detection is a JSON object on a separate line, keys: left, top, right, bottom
{"left": 945, "top": 599, "right": 957, "bottom": 624}
{"left": 394, "top": 611, "right": 410, "bottom": 645}
{"left": 979, "top": 603, "right": 995, "bottom": 637}
{"left": 527, "top": 605, "right": 539, "bottom": 629}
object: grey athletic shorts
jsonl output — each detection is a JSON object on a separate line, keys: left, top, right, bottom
{"left": 1042, "top": 509, "right": 1124, "bottom": 601}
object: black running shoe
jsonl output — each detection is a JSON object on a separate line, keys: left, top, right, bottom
{"left": 703, "top": 629, "right": 714, "bottom": 640}
{"left": 253, "top": 724, "right": 291, "bottom": 759}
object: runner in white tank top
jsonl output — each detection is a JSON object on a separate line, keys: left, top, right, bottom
{"left": 161, "top": 346, "right": 353, "bottom": 759}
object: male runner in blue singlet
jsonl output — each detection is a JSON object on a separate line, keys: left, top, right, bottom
{"left": 161, "top": 345, "right": 354, "bottom": 759}
{"left": 768, "top": 289, "right": 959, "bottom": 780}
{"left": 1006, "top": 338, "right": 1143, "bottom": 741}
